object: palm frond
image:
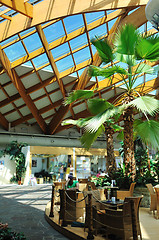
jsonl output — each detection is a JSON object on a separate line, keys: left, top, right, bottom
{"left": 64, "top": 90, "right": 94, "bottom": 105}
{"left": 115, "top": 24, "right": 139, "bottom": 55}
{"left": 135, "top": 37, "right": 159, "bottom": 61}
{"left": 116, "top": 53, "right": 136, "bottom": 66}
{"left": 134, "top": 119, "right": 159, "bottom": 150}
{"left": 84, "top": 105, "right": 125, "bottom": 133}
{"left": 89, "top": 65, "right": 128, "bottom": 78}
{"left": 80, "top": 125, "right": 105, "bottom": 150}
{"left": 91, "top": 38, "right": 114, "bottom": 63}
{"left": 128, "top": 96, "right": 159, "bottom": 116}
{"left": 134, "top": 63, "right": 154, "bottom": 75}
{"left": 87, "top": 98, "right": 114, "bottom": 115}
{"left": 61, "top": 117, "right": 92, "bottom": 128}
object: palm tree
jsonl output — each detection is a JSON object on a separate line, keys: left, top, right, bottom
{"left": 63, "top": 24, "right": 159, "bottom": 181}
{"left": 87, "top": 24, "right": 159, "bottom": 180}
{"left": 62, "top": 92, "right": 123, "bottom": 178}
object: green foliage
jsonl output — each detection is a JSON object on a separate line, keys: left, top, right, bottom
{"left": 135, "top": 146, "right": 149, "bottom": 174}
{"left": 152, "top": 151, "right": 159, "bottom": 181}
{"left": 135, "top": 170, "right": 156, "bottom": 187}
{"left": 133, "top": 119, "right": 159, "bottom": 150}
{"left": 119, "top": 140, "right": 159, "bottom": 186}
{"left": 87, "top": 98, "right": 114, "bottom": 115}
{"left": 1, "top": 141, "right": 28, "bottom": 181}
{"left": 91, "top": 37, "right": 114, "bottom": 63}
{"left": 0, "top": 224, "right": 26, "bottom": 240}
{"left": 111, "top": 164, "right": 132, "bottom": 189}
{"left": 92, "top": 176, "right": 111, "bottom": 188}
{"left": 64, "top": 89, "right": 94, "bottom": 105}
{"left": 10, "top": 176, "right": 18, "bottom": 183}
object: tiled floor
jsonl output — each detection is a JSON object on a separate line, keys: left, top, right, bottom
{"left": 0, "top": 185, "right": 158, "bottom": 240}
{"left": 139, "top": 207, "right": 159, "bottom": 240}
{"left": 0, "top": 184, "right": 69, "bottom": 240}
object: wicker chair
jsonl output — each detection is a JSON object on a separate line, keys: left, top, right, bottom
{"left": 146, "top": 183, "right": 157, "bottom": 215}
{"left": 86, "top": 181, "right": 96, "bottom": 190}
{"left": 93, "top": 201, "right": 136, "bottom": 239}
{"left": 124, "top": 195, "right": 143, "bottom": 239}
{"left": 154, "top": 187, "right": 159, "bottom": 219}
{"left": 117, "top": 182, "right": 136, "bottom": 200}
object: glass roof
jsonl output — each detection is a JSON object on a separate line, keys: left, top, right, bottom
{"left": 0, "top": 0, "right": 158, "bottom": 136}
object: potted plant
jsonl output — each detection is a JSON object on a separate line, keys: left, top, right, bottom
{"left": 1, "top": 141, "right": 28, "bottom": 184}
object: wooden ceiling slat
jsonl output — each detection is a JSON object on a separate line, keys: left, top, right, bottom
{"left": 0, "top": 0, "right": 33, "bottom": 18}
{"left": 0, "top": 46, "right": 47, "bottom": 133}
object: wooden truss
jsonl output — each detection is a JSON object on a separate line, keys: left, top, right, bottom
{"left": 0, "top": 0, "right": 158, "bottom": 135}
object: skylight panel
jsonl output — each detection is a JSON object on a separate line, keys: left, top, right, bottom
{"left": 133, "top": 75, "right": 144, "bottom": 88}
{"left": 44, "top": 21, "right": 65, "bottom": 43}
{"left": 85, "top": 11, "right": 105, "bottom": 24}
{"left": 69, "top": 34, "right": 88, "bottom": 51}
{"left": 89, "top": 24, "right": 107, "bottom": 40}
{"left": 32, "top": 53, "right": 49, "bottom": 68}
{"left": 56, "top": 55, "right": 74, "bottom": 72}
{"left": 64, "top": 14, "right": 84, "bottom": 34}
{"left": 23, "top": 32, "right": 42, "bottom": 53}
{"left": 51, "top": 42, "right": 70, "bottom": 59}
{"left": 147, "top": 21, "right": 153, "bottom": 31}
{"left": 108, "top": 17, "right": 117, "bottom": 32}
{"left": 1, "top": 35, "right": 19, "bottom": 47}
{"left": 4, "top": 42, "right": 26, "bottom": 62}
{"left": 20, "top": 27, "right": 36, "bottom": 37}
{"left": 73, "top": 47, "right": 91, "bottom": 65}
{"left": 149, "top": 90, "right": 156, "bottom": 96}
{"left": 138, "top": 24, "right": 145, "bottom": 34}
{"left": 77, "top": 68, "right": 85, "bottom": 76}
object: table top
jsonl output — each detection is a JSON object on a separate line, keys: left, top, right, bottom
{"left": 101, "top": 199, "right": 124, "bottom": 205}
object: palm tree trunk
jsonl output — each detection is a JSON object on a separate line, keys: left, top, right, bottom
{"left": 105, "top": 125, "right": 116, "bottom": 178}
{"left": 123, "top": 106, "right": 136, "bottom": 181}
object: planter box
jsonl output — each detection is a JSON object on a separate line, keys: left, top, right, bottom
{"left": 134, "top": 187, "right": 150, "bottom": 208}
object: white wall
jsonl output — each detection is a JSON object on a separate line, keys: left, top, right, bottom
{"left": 23, "top": 146, "right": 30, "bottom": 185}
{"left": 0, "top": 155, "right": 16, "bottom": 185}
{"left": 31, "top": 157, "right": 47, "bottom": 175}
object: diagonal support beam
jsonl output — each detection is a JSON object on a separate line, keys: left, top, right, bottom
{"left": 0, "top": 46, "right": 47, "bottom": 133}
{"left": 0, "top": 112, "right": 9, "bottom": 130}
{"left": 0, "top": 0, "right": 33, "bottom": 18}
{"left": 36, "top": 25, "right": 66, "bottom": 97}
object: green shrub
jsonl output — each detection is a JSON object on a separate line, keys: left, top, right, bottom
{"left": 0, "top": 223, "right": 26, "bottom": 240}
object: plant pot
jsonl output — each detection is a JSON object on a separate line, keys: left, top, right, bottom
{"left": 18, "top": 180, "right": 21, "bottom": 185}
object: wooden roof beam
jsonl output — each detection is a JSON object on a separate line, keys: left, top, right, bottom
{"left": 0, "top": 47, "right": 47, "bottom": 133}
{"left": 0, "top": 0, "right": 33, "bottom": 18}
{"left": 36, "top": 24, "right": 66, "bottom": 97}
{"left": 0, "top": 112, "right": 9, "bottom": 130}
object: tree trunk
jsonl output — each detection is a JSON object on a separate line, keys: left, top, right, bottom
{"left": 105, "top": 125, "right": 116, "bottom": 178}
{"left": 123, "top": 106, "right": 136, "bottom": 181}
